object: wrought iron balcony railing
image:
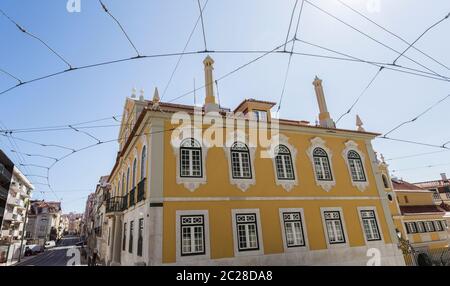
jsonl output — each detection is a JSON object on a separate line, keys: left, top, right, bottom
{"left": 137, "top": 178, "right": 146, "bottom": 203}
{"left": 105, "top": 195, "right": 128, "bottom": 213}
{"left": 129, "top": 187, "right": 136, "bottom": 207}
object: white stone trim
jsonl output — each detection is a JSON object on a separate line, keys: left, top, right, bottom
{"left": 342, "top": 140, "right": 369, "bottom": 192}
{"left": 175, "top": 210, "right": 210, "bottom": 262}
{"left": 357, "top": 206, "right": 385, "bottom": 246}
{"left": 268, "top": 134, "right": 299, "bottom": 192}
{"left": 172, "top": 127, "right": 209, "bottom": 192}
{"left": 163, "top": 196, "right": 381, "bottom": 202}
{"left": 279, "top": 208, "right": 309, "bottom": 252}
{"left": 307, "top": 137, "right": 336, "bottom": 192}
{"left": 320, "top": 207, "right": 349, "bottom": 248}
{"left": 223, "top": 130, "right": 256, "bottom": 192}
{"left": 231, "top": 208, "right": 264, "bottom": 257}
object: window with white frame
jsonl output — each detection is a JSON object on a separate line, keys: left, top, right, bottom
{"left": 323, "top": 211, "right": 345, "bottom": 244}
{"left": 252, "top": 110, "right": 267, "bottom": 122}
{"left": 282, "top": 212, "right": 305, "bottom": 247}
{"left": 231, "top": 142, "right": 252, "bottom": 179}
{"left": 235, "top": 213, "right": 259, "bottom": 251}
{"left": 430, "top": 189, "right": 440, "bottom": 200}
{"left": 275, "top": 145, "right": 295, "bottom": 180}
{"left": 416, "top": 221, "right": 425, "bottom": 233}
{"left": 140, "top": 145, "right": 146, "bottom": 180}
{"left": 180, "top": 215, "right": 205, "bottom": 256}
{"left": 132, "top": 158, "right": 137, "bottom": 188}
{"left": 180, "top": 138, "right": 202, "bottom": 178}
{"left": 360, "top": 210, "right": 381, "bottom": 241}
{"left": 313, "top": 148, "right": 333, "bottom": 181}
{"left": 424, "top": 221, "right": 435, "bottom": 232}
{"left": 347, "top": 150, "right": 366, "bottom": 182}
{"left": 129, "top": 220, "right": 134, "bottom": 253}
{"left": 434, "top": 220, "right": 444, "bottom": 232}
{"left": 405, "top": 222, "right": 417, "bottom": 234}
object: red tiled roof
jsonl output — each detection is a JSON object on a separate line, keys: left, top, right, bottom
{"left": 392, "top": 179, "right": 426, "bottom": 192}
{"left": 399, "top": 205, "right": 446, "bottom": 215}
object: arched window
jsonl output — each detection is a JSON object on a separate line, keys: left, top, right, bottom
{"left": 132, "top": 158, "right": 137, "bottom": 188}
{"left": 275, "top": 145, "right": 295, "bottom": 180}
{"left": 347, "top": 150, "right": 366, "bottom": 182}
{"left": 180, "top": 138, "right": 202, "bottom": 178}
{"left": 140, "top": 146, "right": 147, "bottom": 180}
{"left": 126, "top": 167, "right": 130, "bottom": 193}
{"left": 382, "top": 174, "right": 390, "bottom": 189}
{"left": 313, "top": 147, "right": 332, "bottom": 181}
{"left": 231, "top": 142, "right": 252, "bottom": 179}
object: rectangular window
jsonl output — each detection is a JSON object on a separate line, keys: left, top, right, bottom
{"left": 430, "top": 189, "right": 440, "bottom": 200}
{"left": 424, "top": 221, "right": 435, "bottom": 232}
{"left": 252, "top": 110, "right": 267, "bottom": 122}
{"left": 360, "top": 210, "right": 381, "bottom": 241}
{"left": 235, "top": 213, "right": 259, "bottom": 251}
{"left": 276, "top": 154, "right": 295, "bottom": 180}
{"left": 314, "top": 157, "right": 332, "bottom": 181}
{"left": 180, "top": 148, "right": 202, "bottom": 177}
{"left": 122, "top": 223, "right": 127, "bottom": 251}
{"left": 129, "top": 220, "right": 134, "bottom": 253}
{"left": 434, "top": 220, "right": 444, "bottom": 232}
{"left": 349, "top": 159, "right": 366, "bottom": 181}
{"left": 137, "top": 218, "right": 143, "bottom": 256}
{"left": 405, "top": 222, "right": 417, "bottom": 234}
{"left": 323, "top": 211, "right": 345, "bottom": 244}
{"left": 416, "top": 221, "right": 425, "bottom": 233}
{"left": 231, "top": 152, "right": 251, "bottom": 179}
{"left": 282, "top": 212, "right": 305, "bottom": 247}
{"left": 180, "top": 215, "right": 205, "bottom": 256}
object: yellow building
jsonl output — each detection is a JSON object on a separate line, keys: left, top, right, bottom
{"left": 378, "top": 161, "right": 448, "bottom": 264}
{"left": 104, "top": 56, "right": 404, "bottom": 266}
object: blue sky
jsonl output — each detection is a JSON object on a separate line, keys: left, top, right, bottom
{"left": 0, "top": 0, "right": 449, "bottom": 213}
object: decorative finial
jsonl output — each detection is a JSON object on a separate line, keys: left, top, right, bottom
{"left": 152, "top": 87, "right": 160, "bottom": 103}
{"left": 356, "top": 115, "right": 365, "bottom": 131}
{"left": 131, "top": 87, "right": 137, "bottom": 98}
{"left": 139, "top": 88, "right": 144, "bottom": 101}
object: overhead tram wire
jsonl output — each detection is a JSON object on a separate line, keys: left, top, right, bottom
{"left": 335, "top": 66, "right": 383, "bottom": 124}
{"left": 167, "top": 39, "right": 296, "bottom": 103}
{"left": 0, "top": 133, "right": 76, "bottom": 152}
{"left": 68, "top": 125, "right": 102, "bottom": 144}
{"left": 1, "top": 46, "right": 448, "bottom": 98}
{"left": 377, "top": 136, "right": 450, "bottom": 150}
{"left": 0, "top": 67, "right": 22, "bottom": 84}
{"left": 392, "top": 11, "right": 450, "bottom": 66}
{"left": 160, "top": 0, "right": 209, "bottom": 101}
{"left": 283, "top": 0, "right": 299, "bottom": 52}
{"left": 0, "top": 8, "right": 72, "bottom": 69}
{"left": 302, "top": 0, "right": 447, "bottom": 80}
{"left": 98, "top": 0, "right": 141, "bottom": 57}
{"left": 277, "top": 0, "right": 305, "bottom": 114}
{"left": 336, "top": 0, "right": 450, "bottom": 71}
{"left": 385, "top": 150, "right": 450, "bottom": 161}
{"left": 197, "top": 0, "right": 208, "bottom": 52}
{"left": 383, "top": 94, "right": 450, "bottom": 137}
{"left": 391, "top": 162, "right": 450, "bottom": 173}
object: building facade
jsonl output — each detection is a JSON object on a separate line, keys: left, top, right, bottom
{"left": 26, "top": 200, "right": 62, "bottom": 244}
{"left": 103, "top": 56, "right": 404, "bottom": 266}
{"left": 0, "top": 161, "right": 34, "bottom": 265}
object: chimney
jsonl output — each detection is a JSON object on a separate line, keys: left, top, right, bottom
{"left": 441, "top": 173, "right": 447, "bottom": 181}
{"left": 203, "top": 55, "right": 219, "bottom": 113}
{"left": 312, "top": 76, "right": 335, "bottom": 128}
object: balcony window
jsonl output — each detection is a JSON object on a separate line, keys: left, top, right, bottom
{"left": 231, "top": 142, "right": 252, "bottom": 179}
{"left": 180, "top": 138, "right": 202, "bottom": 178}
{"left": 313, "top": 148, "right": 333, "bottom": 181}
{"left": 275, "top": 145, "right": 295, "bottom": 180}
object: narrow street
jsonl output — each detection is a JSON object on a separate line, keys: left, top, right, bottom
{"left": 16, "top": 236, "right": 85, "bottom": 266}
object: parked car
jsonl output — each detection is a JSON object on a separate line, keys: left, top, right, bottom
{"left": 44, "top": 240, "right": 56, "bottom": 249}
{"left": 25, "top": 244, "right": 44, "bottom": 255}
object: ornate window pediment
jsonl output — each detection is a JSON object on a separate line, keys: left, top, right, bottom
{"left": 307, "top": 137, "right": 335, "bottom": 192}
{"left": 223, "top": 131, "right": 256, "bottom": 192}
{"left": 267, "top": 134, "right": 298, "bottom": 192}
{"left": 172, "top": 130, "right": 209, "bottom": 192}
{"left": 342, "top": 140, "right": 369, "bottom": 192}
